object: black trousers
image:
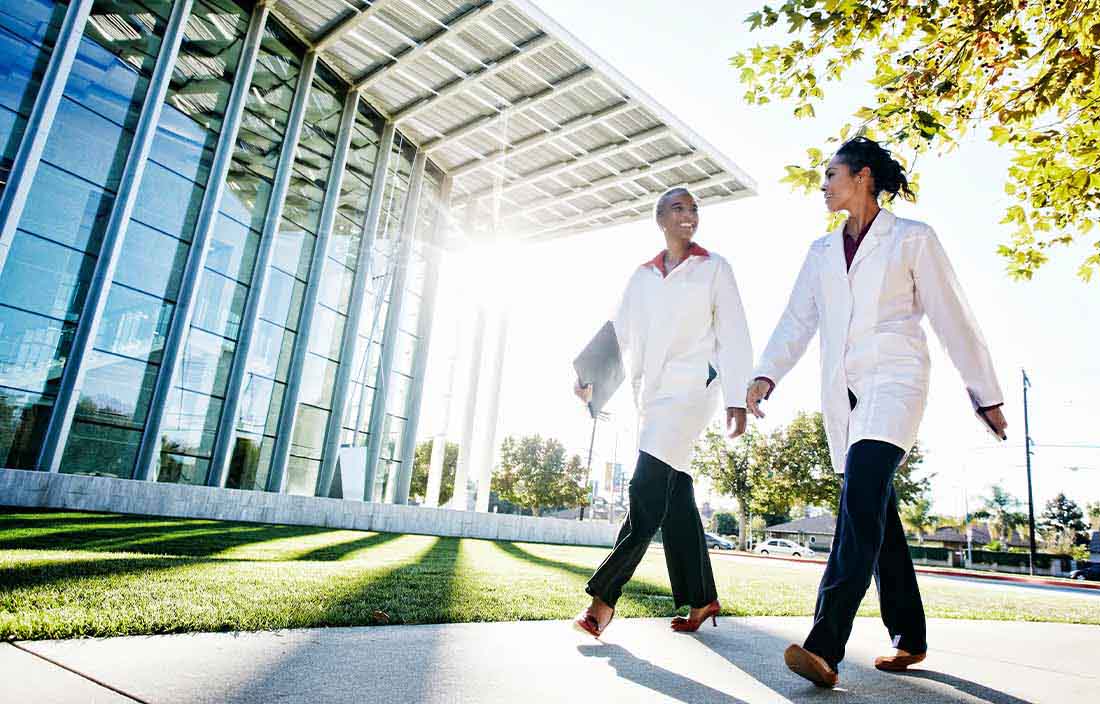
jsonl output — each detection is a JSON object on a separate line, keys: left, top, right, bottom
{"left": 586, "top": 452, "right": 717, "bottom": 610}
{"left": 804, "top": 436, "right": 928, "bottom": 670}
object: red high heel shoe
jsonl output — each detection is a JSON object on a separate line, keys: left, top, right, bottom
{"left": 573, "top": 606, "right": 614, "bottom": 638}
{"left": 670, "top": 600, "right": 721, "bottom": 632}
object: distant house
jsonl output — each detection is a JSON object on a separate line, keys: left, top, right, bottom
{"left": 1090, "top": 530, "right": 1100, "bottom": 561}
{"left": 764, "top": 514, "right": 836, "bottom": 551}
{"left": 921, "top": 525, "right": 1031, "bottom": 550}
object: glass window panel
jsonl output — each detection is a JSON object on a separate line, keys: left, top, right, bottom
{"left": 290, "top": 403, "right": 327, "bottom": 459}
{"left": 355, "top": 387, "right": 375, "bottom": 434}
{"left": 285, "top": 454, "right": 319, "bottom": 496}
{"left": 236, "top": 374, "right": 273, "bottom": 437}
{"left": 265, "top": 379, "right": 284, "bottom": 431}
{"left": 0, "top": 386, "right": 53, "bottom": 469}
{"left": 298, "top": 353, "right": 336, "bottom": 409}
{"left": 225, "top": 432, "right": 271, "bottom": 491}
{"left": 392, "top": 330, "right": 416, "bottom": 376}
{"left": 271, "top": 226, "right": 313, "bottom": 280}
{"left": 76, "top": 351, "right": 157, "bottom": 428}
{"left": 131, "top": 158, "right": 206, "bottom": 241}
{"left": 160, "top": 387, "right": 222, "bottom": 457}
{"left": 386, "top": 373, "right": 412, "bottom": 418}
{"left": 157, "top": 452, "right": 209, "bottom": 486}
{"left": 96, "top": 284, "right": 173, "bottom": 362}
{"left": 17, "top": 162, "right": 113, "bottom": 252}
{"left": 0, "top": 232, "right": 94, "bottom": 322}
{"left": 176, "top": 328, "right": 235, "bottom": 398}
{"left": 318, "top": 261, "right": 353, "bottom": 313}
{"left": 0, "top": 305, "right": 69, "bottom": 394}
{"left": 192, "top": 270, "right": 246, "bottom": 340}
{"left": 207, "top": 213, "right": 258, "bottom": 283}
{"left": 248, "top": 319, "right": 291, "bottom": 380}
{"left": 113, "top": 221, "right": 188, "bottom": 300}
{"left": 327, "top": 212, "right": 360, "bottom": 269}
{"left": 382, "top": 416, "right": 406, "bottom": 462}
{"left": 42, "top": 98, "right": 133, "bottom": 192}
{"left": 308, "top": 305, "right": 345, "bottom": 361}
{"left": 59, "top": 420, "right": 139, "bottom": 479}
{"left": 0, "top": 0, "right": 66, "bottom": 199}
{"left": 256, "top": 268, "right": 292, "bottom": 327}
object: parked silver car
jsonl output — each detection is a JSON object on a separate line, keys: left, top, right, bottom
{"left": 754, "top": 538, "right": 812, "bottom": 558}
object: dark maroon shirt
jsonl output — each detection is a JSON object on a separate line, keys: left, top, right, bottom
{"left": 843, "top": 213, "right": 878, "bottom": 270}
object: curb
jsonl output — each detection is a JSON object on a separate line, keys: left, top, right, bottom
{"left": 705, "top": 548, "right": 1100, "bottom": 592}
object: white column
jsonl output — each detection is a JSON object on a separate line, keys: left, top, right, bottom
{"left": 474, "top": 311, "right": 509, "bottom": 512}
{"left": 450, "top": 305, "right": 486, "bottom": 510}
{"left": 425, "top": 317, "right": 460, "bottom": 508}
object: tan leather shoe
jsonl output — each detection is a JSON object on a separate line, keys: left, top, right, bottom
{"left": 784, "top": 644, "right": 838, "bottom": 688}
{"left": 874, "top": 650, "right": 926, "bottom": 672}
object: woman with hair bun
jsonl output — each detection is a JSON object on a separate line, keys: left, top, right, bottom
{"left": 746, "top": 136, "right": 1007, "bottom": 688}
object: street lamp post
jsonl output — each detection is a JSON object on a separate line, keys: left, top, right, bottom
{"left": 1022, "top": 369, "right": 1038, "bottom": 576}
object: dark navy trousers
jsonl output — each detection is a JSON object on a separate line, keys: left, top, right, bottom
{"left": 803, "top": 429, "right": 928, "bottom": 670}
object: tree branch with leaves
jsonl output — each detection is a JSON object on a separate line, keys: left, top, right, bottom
{"left": 733, "top": 0, "right": 1100, "bottom": 281}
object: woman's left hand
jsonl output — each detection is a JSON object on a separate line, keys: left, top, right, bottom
{"left": 726, "top": 407, "right": 747, "bottom": 439}
{"left": 982, "top": 406, "right": 1008, "bottom": 440}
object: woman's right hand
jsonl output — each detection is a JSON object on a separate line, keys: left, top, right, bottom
{"left": 574, "top": 379, "right": 593, "bottom": 405}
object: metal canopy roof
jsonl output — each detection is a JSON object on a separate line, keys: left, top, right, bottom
{"left": 270, "top": 0, "right": 756, "bottom": 241}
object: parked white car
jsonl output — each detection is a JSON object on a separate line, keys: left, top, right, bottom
{"left": 754, "top": 538, "right": 812, "bottom": 558}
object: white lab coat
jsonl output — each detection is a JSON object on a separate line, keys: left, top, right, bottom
{"left": 754, "top": 209, "right": 1003, "bottom": 474}
{"left": 613, "top": 247, "right": 753, "bottom": 475}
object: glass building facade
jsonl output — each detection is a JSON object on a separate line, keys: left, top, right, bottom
{"left": 0, "top": 0, "right": 445, "bottom": 503}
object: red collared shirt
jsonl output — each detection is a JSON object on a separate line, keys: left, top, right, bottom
{"left": 646, "top": 242, "right": 710, "bottom": 277}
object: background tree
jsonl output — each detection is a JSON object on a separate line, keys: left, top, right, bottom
{"left": 898, "top": 496, "right": 935, "bottom": 544}
{"left": 1086, "top": 501, "right": 1100, "bottom": 531}
{"left": 409, "top": 440, "right": 458, "bottom": 506}
{"left": 493, "top": 435, "right": 588, "bottom": 517}
{"left": 976, "top": 484, "right": 1025, "bottom": 542}
{"left": 733, "top": 1, "right": 1100, "bottom": 281}
{"left": 711, "top": 512, "right": 739, "bottom": 536}
{"left": 692, "top": 424, "right": 766, "bottom": 549}
{"left": 1039, "top": 492, "right": 1089, "bottom": 544}
{"left": 766, "top": 412, "right": 931, "bottom": 514}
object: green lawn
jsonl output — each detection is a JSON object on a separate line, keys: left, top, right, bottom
{"left": 2, "top": 508, "right": 1098, "bottom": 641}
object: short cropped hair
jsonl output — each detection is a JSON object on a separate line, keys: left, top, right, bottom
{"left": 653, "top": 186, "right": 696, "bottom": 220}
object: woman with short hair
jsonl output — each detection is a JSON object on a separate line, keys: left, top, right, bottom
{"left": 747, "top": 136, "right": 1007, "bottom": 688}
{"left": 573, "top": 187, "right": 753, "bottom": 638}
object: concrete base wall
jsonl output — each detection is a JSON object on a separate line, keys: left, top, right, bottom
{"left": 0, "top": 468, "right": 619, "bottom": 547}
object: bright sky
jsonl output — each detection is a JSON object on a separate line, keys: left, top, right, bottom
{"left": 418, "top": 1, "right": 1100, "bottom": 520}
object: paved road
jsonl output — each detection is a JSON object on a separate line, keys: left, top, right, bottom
{"left": 710, "top": 551, "right": 1100, "bottom": 596}
{"left": 6, "top": 617, "right": 1098, "bottom": 703}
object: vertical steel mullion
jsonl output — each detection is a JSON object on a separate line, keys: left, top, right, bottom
{"left": 38, "top": 0, "right": 195, "bottom": 474}
{"left": 206, "top": 51, "right": 319, "bottom": 487}
{"left": 362, "top": 150, "right": 427, "bottom": 502}
{"left": 266, "top": 89, "right": 359, "bottom": 494}
{"left": 0, "top": 0, "right": 93, "bottom": 276}
{"left": 133, "top": 2, "right": 270, "bottom": 481}
{"left": 393, "top": 176, "right": 451, "bottom": 504}
{"left": 315, "top": 120, "right": 397, "bottom": 497}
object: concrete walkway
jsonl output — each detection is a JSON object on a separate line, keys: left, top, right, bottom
{"left": 6, "top": 617, "right": 1097, "bottom": 703}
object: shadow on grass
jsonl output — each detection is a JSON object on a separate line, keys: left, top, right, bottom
{"left": 578, "top": 643, "right": 748, "bottom": 704}
{"left": 0, "top": 515, "right": 350, "bottom": 558}
{"left": 291, "top": 531, "right": 404, "bottom": 561}
{"left": 0, "top": 553, "right": 201, "bottom": 592}
{"left": 317, "top": 536, "right": 462, "bottom": 627}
